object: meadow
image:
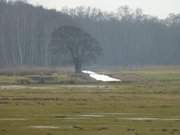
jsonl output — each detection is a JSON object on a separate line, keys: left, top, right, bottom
{"left": 0, "top": 67, "right": 180, "bottom": 135}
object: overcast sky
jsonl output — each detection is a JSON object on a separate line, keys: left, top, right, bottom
{"left": 28, "top": 0, "right": 180, "bottom": 18}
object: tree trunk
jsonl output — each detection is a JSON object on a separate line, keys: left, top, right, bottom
{"left": 74, "top": 58, "right": 82, "bottom": 73}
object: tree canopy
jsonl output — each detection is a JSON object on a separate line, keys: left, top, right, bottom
{"left": 50, "top": 25, "right": 102, "bottom": 73}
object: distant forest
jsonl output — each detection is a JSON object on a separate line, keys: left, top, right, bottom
{"left": 0, "top": 0, "right": 180, "bottom": 67}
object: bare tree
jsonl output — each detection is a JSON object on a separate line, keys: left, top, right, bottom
{"left": 50, "top": 25, "right": 102, "bottom": 73}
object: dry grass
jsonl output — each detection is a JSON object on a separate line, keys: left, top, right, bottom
{"left": 0, "top": 66, "right": 180, "bottom": 135}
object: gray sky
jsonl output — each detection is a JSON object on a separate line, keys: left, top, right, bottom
{"left": 28, "top": 0, "right": 180, "bottom": 18}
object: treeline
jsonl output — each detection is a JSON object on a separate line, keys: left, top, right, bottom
{"left": 0, "top": 0, "right": 73, "bottom": 66}
{"left": 0, "top": 0, "right": 180, "bottom": 67}
{"left": 65, "top": 7, "right": 180, "bottom": 66}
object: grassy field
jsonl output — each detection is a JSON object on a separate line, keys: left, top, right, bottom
{"left": 0, "top": 67, "right": 180, "bottom": 135}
